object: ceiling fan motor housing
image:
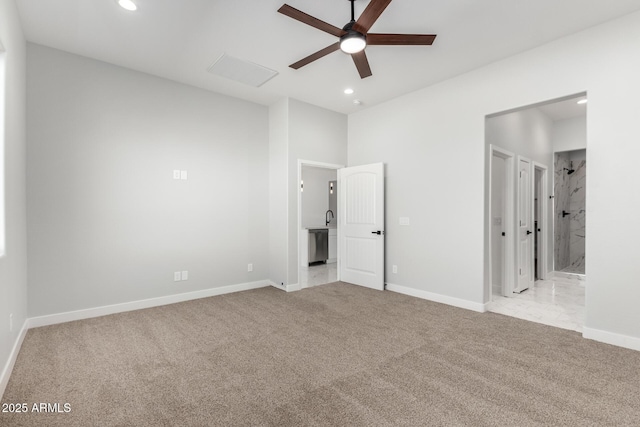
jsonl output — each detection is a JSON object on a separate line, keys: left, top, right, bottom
{"left": 340, "top": 21, "right": 367, "bottom": 53}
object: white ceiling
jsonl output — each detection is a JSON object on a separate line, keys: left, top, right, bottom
{"left": 537, "top": 96, "right": 587, "bottom": 121}
{"left": 16, "top": 0, "right": 640, "bottom": 114}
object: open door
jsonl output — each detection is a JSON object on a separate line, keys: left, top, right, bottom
{"left": 338, "top": 163, "right": 385, "bottom": 290}
{"left": 516, "top": 156, "right": 534, "bottom": 293}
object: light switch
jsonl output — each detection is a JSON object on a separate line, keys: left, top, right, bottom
{"left": 399, "top": 217, "right": 410, "bottom": 226}
{"left": 180, "top": 170, "right": 188, "bottom": 180}
{"left": 181, "top": 271, "right": 189, "bottom": 281}
{"left": 174, "top": 272, "right": 181, "bottom": 281}
{"left": 173, "top": 170, "right": 181, "bottom": 180}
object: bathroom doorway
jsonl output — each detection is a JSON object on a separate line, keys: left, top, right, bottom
{"left": 297, "top": 160, "right": 342, "bottom": 288}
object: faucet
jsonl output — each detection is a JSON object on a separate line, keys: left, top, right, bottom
{"left": 325, "top": 209, "right": 334, "bottom": 226}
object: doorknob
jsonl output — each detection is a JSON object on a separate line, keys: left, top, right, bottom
{"left": 371, "top": 230, "right": 384, "bottom": 235}
{"left": 526, "top": 230, "right": 532, "bottom": 235}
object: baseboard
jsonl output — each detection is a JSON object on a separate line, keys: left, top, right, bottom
{"left": 28, "top": 280, "right": 271, "bottom": 329}
{"left": 269, "top": 281, "right": 287, "bottom": 292}
{"left": 0, "top": 319, "right": 29, "bottom": 400}
{"left": 386, "top": 283, "right": 486, "bottom": 313}
{"left": 286, "top": 283, "right": 301, "bottom": 292}
{"left": 583, "top": 327, "right": 640, "bottom": 352}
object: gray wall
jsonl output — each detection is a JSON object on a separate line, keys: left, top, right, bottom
{"left": 268, "top": 99, "right": 289, "bottom": 288}
{"left": 287, "top": 99, "right": 347, "bottom": 286}
{"left": 0, "top": 0, "right": 28, "bottom": 394}
{"left": 26, "top": 44, "right": 269, "bottom": 317}
{"left": 268, "top": 99, "right": 347, "bottom": 288}
{"left": 349, "top": 11, "right": 640, "bottom": 342}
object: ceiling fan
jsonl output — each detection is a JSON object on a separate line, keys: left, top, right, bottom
{"left": 277, "top": 0, "right": 437, "bottom": 79}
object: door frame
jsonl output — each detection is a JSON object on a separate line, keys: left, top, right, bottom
{"left": 297, "top": 159, "right": 345, "bottom": 288}
{"left": 488, "top": 145, "right": 515, "bottom": 298}
{"left": 533, "top": 162, "right": 549, "bottom": 281}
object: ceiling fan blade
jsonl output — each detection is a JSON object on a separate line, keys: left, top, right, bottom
{"left": 278, "top": 4, "right": 345, "bottom": 37}
{"left": 353, "top": 0, "right": 392, "bottom": 34}
{"left": 367, "top": 33, "right": 437, "bottom": 45}
{"left": 351, "top": 50, "right": 372, "bottom": 79}
{"left": 290, "top": 42, "right": 341, "bottom": 69}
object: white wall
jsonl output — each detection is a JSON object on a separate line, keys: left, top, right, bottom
{"left": 26, "top": 44, "right": 270, "bottom": 317}
{"left": 553, "top": 116, "right": 587, "bottom": 152}
{"left": 486, "top": 108, "right": 554, "bottom": 165}
{"left": 0, "top": 0, "right": 28, "bottom": 397}
{"left": 301, "top": 166, "right": 336, "bottom": 228}
{"left": 349, "top": 11, "right": 640, "bottom": 345}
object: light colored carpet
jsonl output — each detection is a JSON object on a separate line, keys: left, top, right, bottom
{"left": 2, "top": 282, "right": 639, "bottom": 426}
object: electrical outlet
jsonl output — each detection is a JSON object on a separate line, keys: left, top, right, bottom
{"left": 247, "top": 263, "right": 253, "bottom": 272}
{"left": 9, "top": 313, "right": 13, "bottom": 332}
{"left": 392, "top": 265, "right": 398, "bottom": 274}
{"left": 181, "top": 271, "right": 189, "bottom": 281}
{"left": 173, "top": 170, "right": 181, "bottom": 180}
{"left": 174, "top": 272, "right": 181, "bottom": 282}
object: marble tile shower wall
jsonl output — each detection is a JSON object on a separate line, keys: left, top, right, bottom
{"left": 554, "top": 151, "right": 586, "bottom": 274}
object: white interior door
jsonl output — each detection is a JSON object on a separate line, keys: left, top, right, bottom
{"left": 516, "top": 157, "right": 534, "bottom": 293}
{"left": 338, "top": 163, "right": 385, "bottom": 290}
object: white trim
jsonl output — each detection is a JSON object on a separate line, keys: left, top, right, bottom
{"left": 583, "top": 327, "right": 640, "bottom": 352}
{"left": 0, "top": 320, "right": 29, "bottom": 400}
{"left": 488, "top": 145, "right": 515, "bottom": 299}
{"left": 533, "top": 162, "right": 549, "bottom": 281}
{"left": 286, "top": 283, "right": 302, "bottom": 292}
{"left": 386, "top": 283, "right": 486, "bottom": 313}
{"left": 28, "top": 280, "right": 270, "bottom": 329}
{"left": 269, "top": 281, "right": 288, "bottom": 291}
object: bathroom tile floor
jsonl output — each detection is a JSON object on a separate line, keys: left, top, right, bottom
{"left": 489, "top": 276, "right": 585, "bottom": 332}
{"left": 299, "top": 262, "right": 338, "bottom": 288}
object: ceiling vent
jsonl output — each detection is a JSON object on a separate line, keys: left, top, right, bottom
{"left": 207, "top": 54, "right": 278, "bottom": 87}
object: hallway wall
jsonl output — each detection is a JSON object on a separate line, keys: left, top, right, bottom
{"left": 348, "top": 11, "right": 640, "bottom": 347}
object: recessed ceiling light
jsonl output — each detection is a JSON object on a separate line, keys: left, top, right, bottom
{"left": 118, "top": 0, "right": 137, "bottom": 11}
{"left": 577, "top": 99, "right": 588, "bottom": 105}
{"left": 344, "top": 88, "right": 354, "bottom": 95}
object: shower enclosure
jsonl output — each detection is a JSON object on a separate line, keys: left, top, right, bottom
{"left": 554, "top": 149, "right": 586, "bottom": 274}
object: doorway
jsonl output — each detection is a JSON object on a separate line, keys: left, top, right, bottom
{"left": 296, "top": 161, "right": 386, "bottom": 291}
{"left": 298, "top": 160, "right": 342, "bottom": 288}
{"left": 485, "top": 93, "right": 586, "bottom": 332}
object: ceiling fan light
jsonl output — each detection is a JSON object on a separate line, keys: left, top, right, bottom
{"left": 118, "top": 0, "right": 137, "bottom": 11}
{"left": 340, "top": 32, "right": 366, "bottom": 54}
